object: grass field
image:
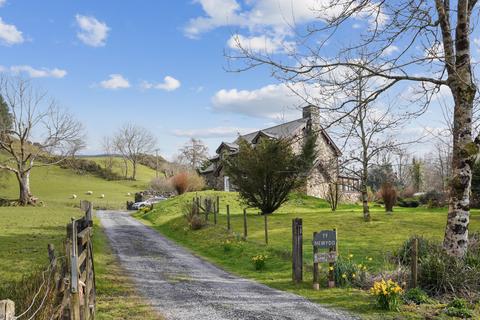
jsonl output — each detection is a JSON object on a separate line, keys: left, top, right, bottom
{"left": 84, "top": 156, "right": 160, "bottom": 186}
{"left": 0, "top": 158, "right": 159, "bottom": 318}
{"left": 136, "top": 191, "right": 480, "bottom": 319}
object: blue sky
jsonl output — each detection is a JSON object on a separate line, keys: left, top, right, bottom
{"left": 0, "top": 0, "right": 457, "bottom": 159}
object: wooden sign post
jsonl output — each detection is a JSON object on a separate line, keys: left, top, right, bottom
{"left": 292, "top": 218, "right": 303, "bottom": 284}
{"left": 312, "top": 228, "right": 338, "bottom": 289}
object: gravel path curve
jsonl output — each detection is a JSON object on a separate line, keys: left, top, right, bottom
{"left": 97, "top": 210, "right": 357, "bottom": 320}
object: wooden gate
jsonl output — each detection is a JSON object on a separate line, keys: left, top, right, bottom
{"left": 66, "top": 200, "right": 96, "bottom": 320}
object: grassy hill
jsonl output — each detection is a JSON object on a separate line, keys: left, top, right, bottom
{"left": 136, "top": 191, "right": 480, "bottom": 319}
{"left": 84, "top": 156, "right": 161, "bottom": 185}
{"left": 0, "top": 158, "right": 160, "bottom": 318}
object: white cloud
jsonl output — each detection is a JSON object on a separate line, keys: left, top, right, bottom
{"left": 10, "top": 65, "right": 67, "bottom": 78}
{"left": 0, "top": 17, "right": 24, "bottom": 45}
{"left": 185, "top": 0, "right": 387, "bottom": 39}
{"left": 382, "top": 45, "right": 399, "bottom": 56}
{"left": 228, "top": 34, "right": 293, "bottom": 53}
{"left": 100, "top": 74, "right": 130, "bottom": 90}
{"left": 172, "top": 126, "right": 257, "bottom": 139}
{"left": 75, "top": 14, "right": 109, "bottom": 47}
{"left": 212, "top": 83, "right": 313, "bottom": 120}
{"left": 142, "top": 76, "right": 181, "bottom": 91}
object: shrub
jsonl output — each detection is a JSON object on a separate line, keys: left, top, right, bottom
{"left": 397, "top": 197, "right": 420, "bottom": 208}
{"left": 251, "top": 254, "right": 268, "bottom": 270}
{"left": 380, "top": 182, "right": 397, "bottom": 212}
{"left": 395, "top": 235, "right": 480, "bottom": 297}
{"left": 403, "top": 288, "right": 430, "bottom": 305}
{"left": 172, "top": 172, "right": 189, "bottom": 195}
{"left": 419, "top": 190, "right": 446, "bottom": 208}
{"left": 171, "top": 171, "right": 206, "bottom": 195}
{"left": 182, "top": 202, "right": 205, "bottom": 230}
{"left": 394, "top": 235, "right": 432, "bottom": 266}
{"left": 187, "top": 172, "right": 206, "bottom": 191}
{"left": 444, "top": 298, "right": 474, "bottom": 318}
{"left": 150, "top": 177, "right": 175, "bottom": 194}
{"left": 400, "top": 186, "right": 416, "bottom": 198}
{"left": 370, "top": 279, "right": 403, "bottom": 311}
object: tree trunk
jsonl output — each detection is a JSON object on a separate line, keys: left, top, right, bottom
{"left": 17, "top": 171, "right": 32, "bottom": 205}
{"left": 361, "top": 186, "right": 370, "bottom": 222}
{"left": 361, "top": 160, "right": 371, "bottom": 221}
{"left": 443, "top": 85, "right": 476, "bottom": 257}
{"left": 123, "top": 158, "right": 128, "bottom": 179}
{"left": 132, "top": 160, "right": 137, "bottom": 180}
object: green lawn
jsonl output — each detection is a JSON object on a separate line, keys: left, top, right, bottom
{"left": 0, "top": 160, "right": 159, "bottom": 318}
{"left": 136, "top": 191, "right": 480, "bottom": 319}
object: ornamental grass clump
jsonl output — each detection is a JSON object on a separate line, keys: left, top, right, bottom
{"left": 370, "top": 279, "right": 403, "bottom": 311}
{"left": 380, "top": 182, "right": 397, "bottom": 213}
{"left": 251, "top": 254, "right": 268, "bottom": 270}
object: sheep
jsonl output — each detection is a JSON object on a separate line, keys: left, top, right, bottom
{"left": 100, "top": 194, "right": 105, "bottom": 199}
{"left": 127, "top": 192, "right": 131, "bottom": 196}
{"left": 86, "top": 191, "right": 93, "bottom": 195}
{"left": 72, "top": 194, "right": 77, "bottom": 199}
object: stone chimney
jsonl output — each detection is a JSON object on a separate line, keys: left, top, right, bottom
{"left": 302, "top": 105, "right": 320, "bottom": 132}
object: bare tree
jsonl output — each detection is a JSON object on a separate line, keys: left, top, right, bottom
{"left": 0, "top": 77, "right": 84, "bottom": 205}
{"left": 101, "top": 136, "right": 115, "bottom": 172}
{"left": 338, "top": 69, "right": 416, "bottom": 221}
{"left": 228, "top": 0, "right": 480, "bottom": 257}
{"left": 178, "top": 138, "right": 209, "bottom": 169}
{"left": 113, "top": 123, "right": 157, "bottom": 180}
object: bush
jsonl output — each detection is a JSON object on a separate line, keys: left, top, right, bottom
{"left": 187, "top": 172, "right": 206, "bottom": 191}
{"left": 182, "top": 202, "right": 205, "bottom": 230}
{"left": 403, "top": 288, "right": 430, "bottom": 305}
{"left": 395, "top": 235, "right": 480, "bottom": 297}
{"left": 150, "top": 177, "right": 175, "bottom": 195}
{"left": 394, "top": 236, "right": 432, "bottom": 266}
{"left": 171, "top": 171, "right": 206, "bottom": 195}
{"left": 251, "top": 254, "right": 268, "bottom": 270}
{"left": 397, "top": 197, "right": 420, "bottom": 208}
{"left": 444, "top": 298, "right": 474, "bottom": 318}
{"left": 370, "top": 279, "right": 403, "bottom": 311}
{"left": 419, "top": 190, "right": 446, "bottom": 208}
{"left": 380, "top": 182, "right": 397, "bottom": 212}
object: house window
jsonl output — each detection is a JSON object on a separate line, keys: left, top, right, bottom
{"left": 224, "top": 176, "right": 230, "bottom": 192}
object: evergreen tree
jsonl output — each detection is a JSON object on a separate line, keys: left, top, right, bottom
{"left": 224, "top": 135, "right": 316, "bottom": 214}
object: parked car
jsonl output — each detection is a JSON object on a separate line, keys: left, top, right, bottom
{"left": 131, "top": 196, "right": 167, "bottom": 210}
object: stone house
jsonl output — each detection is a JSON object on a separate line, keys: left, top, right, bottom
{"left": 200, "top": 105, "right": 359, "bottom": 200}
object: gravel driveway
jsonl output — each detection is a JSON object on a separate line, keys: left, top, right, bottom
{"left": 97, "top": 210, "right": 357, "bottom": 320}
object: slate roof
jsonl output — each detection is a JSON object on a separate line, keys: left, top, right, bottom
{"left": 235, "top": 118, "right": 308, "bottom": 144}
{"left": 206, "top": 116, "right": 341, "bottom": 166}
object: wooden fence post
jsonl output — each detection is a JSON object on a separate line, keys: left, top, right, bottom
{"left": 292, "top": 218, "right": 303, "bottom": 284}
{"left": 243, "top": 209, "right": 248, "bottom": 239}
{"left": 213, "top": 202, "right": 217, "bottom": 225}
{"left": 0, "top": 300, "right": 15, "bottom": 320}
{"left": 411, "top": 237, "right": 418, "bottom": 288}
{"left": 313, "top": 232, "right": 319, "bottom": 290}
{"left": 70, "top": 218, "right": 81, "bottom": 320}
{"left": 264, "top": 214, "right": 269, "bottom": 245}
{"left": 226, "top": 205, "right": 231, "bottom": 231}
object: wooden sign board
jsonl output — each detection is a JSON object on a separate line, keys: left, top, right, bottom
{"left": 312, "top": 230, "right": 337, "bottom": 248}
{"left": 314, "top": 251, "right": 338, "bottom": 263}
